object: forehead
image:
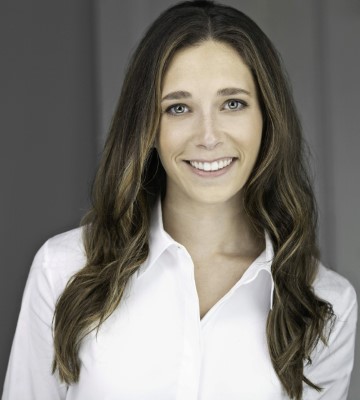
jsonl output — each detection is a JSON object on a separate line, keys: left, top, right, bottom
{"left": 162, "top": 40, "right": 255, "bottom": 94}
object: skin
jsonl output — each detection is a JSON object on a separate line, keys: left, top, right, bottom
{"left": 157, "top": 40, "right": 264, "bottom": 307}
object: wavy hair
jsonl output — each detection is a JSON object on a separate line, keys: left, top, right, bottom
{"left": 52, "top": 2, "right": 335, "bottom": 398}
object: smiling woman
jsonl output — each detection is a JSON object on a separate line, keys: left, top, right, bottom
{"left": 2, "top": 1, "right": 357, "bottom": 400}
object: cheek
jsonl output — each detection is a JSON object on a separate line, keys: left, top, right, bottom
{"left": 226, "top": 118, "right": 262, "bottom": 156}
{"left": 158, "top": 119, "right": 188, "bottom": 158}
{"left": 157, "top": 124, "right": 178, "bottom": 169}
{"left": 240, "top": 113, "right": 263, "bottom": 153}
{"left": 247, "top": 124, "right": 262, "bottom": 153}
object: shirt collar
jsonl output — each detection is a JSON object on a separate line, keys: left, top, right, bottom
{"left": 137, "top": 197, "right": 275, "bottom": 310}
{"left": 136, "top": 197, "right": 176, "bottom": 279}
{"left": 240, "top": 230, "right": 275, "bottom": 310}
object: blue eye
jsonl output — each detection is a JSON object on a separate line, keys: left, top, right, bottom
{"left": 166, "top": 104, "right": 189, "bottom": 115}
{"left": 224, "top": 99, "right": 247, "bottom": 110}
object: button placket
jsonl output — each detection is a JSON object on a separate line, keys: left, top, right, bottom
{"left": 175, "top": 246, "right": 202, "bottom": 400}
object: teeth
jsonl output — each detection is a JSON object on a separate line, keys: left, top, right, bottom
{"left": 189, "top": 158, "right": 233, "bottom": 171}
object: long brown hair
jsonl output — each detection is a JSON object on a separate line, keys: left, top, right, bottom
{"left": 52, "top": 2, "right": 335, "bottom": 398}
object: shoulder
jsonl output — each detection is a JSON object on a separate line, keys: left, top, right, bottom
{"left": 303, "top": 264, "right": 358, "bottom": 396}
{"left": 312, "top": 263, "right": 357, "bottom": 316}
{"left": 28, "top": 227, "right": 87, "bottom": 299}
{"left": 41, "top": 226, "right": 86, "bottom": 271}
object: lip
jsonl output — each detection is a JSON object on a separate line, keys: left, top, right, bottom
{"left": 184, "top": 158, "right": 236, "bottom": 177}
{"left": 186, "top": 156, "right": 235, "bottom": 163}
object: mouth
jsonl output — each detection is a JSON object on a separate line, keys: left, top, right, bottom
{"left": 185, "top": 157, "right": 235, "bottom": 172}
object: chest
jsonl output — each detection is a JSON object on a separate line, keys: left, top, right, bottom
{"left": 72, "top": 262, "right": 281, "bottom": 400}
{"left": 71, "top": 257, "right": 283, "bottom": 400}
{"left": 194, "top": 258, "right": 252, "bottom": 320}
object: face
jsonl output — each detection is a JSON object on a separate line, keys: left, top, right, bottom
{"left": 157, "top": 40, "right": 263, "bottom": 207}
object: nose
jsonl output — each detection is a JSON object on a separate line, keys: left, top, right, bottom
{"left": 195, "top": 112, "right": 222, "bottom": 150}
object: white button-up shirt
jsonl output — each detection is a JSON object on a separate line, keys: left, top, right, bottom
{"left": 2, "top": 200, "right": 358, "bottom": 399}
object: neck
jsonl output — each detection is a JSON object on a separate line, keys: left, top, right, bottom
{"left": 162, "top": 192, "right": 263, "bottom": 261}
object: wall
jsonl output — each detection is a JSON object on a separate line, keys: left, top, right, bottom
{"left": 0, "top": 0, "right": 97, "bottom": 391}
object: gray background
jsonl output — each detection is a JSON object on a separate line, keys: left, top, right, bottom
{"left": 1, "top": 0, "right": 359, "bottom": 397}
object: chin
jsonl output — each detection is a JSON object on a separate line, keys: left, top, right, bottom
{"left": 188, "top": 189, "right": 243, "bottom": 206}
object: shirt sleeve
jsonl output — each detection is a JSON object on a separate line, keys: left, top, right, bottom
{"left": 303, "top": 277, "right": 358, "bottom": 400}
{"left": 2, "top": 241, "right": 68, "bottom": 400}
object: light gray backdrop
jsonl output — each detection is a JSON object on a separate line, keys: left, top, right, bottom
{"left": 1, "top": 0, "right": 359, "bottom": 397}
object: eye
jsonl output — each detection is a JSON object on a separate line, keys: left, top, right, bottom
{"left": 223, "top": 99, "right": 247, "bottom": 111}
{"left": 165, "top": 104, "right": 189, "bottom": 116}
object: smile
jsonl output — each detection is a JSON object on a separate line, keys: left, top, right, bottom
{"left": 188, "top": 157, "right": 234, "bottom": 172}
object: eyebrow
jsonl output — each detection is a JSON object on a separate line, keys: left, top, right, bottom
{"left": 161, "top": 87, "right": 251, "bottom": 102}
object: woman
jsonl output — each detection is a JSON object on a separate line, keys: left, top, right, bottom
{"left": 3, "top": 1, "right": 357, "bottom": 399}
